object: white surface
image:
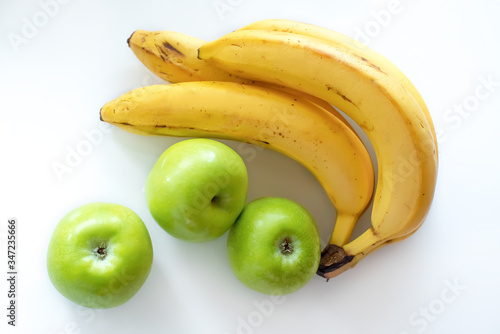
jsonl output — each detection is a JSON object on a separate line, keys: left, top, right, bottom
{"left": 1, "top": 0, "right": 500, "bottom": 333}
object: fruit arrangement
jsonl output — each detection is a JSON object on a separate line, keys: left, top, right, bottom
{"left": 47, "top": 18, "right": 438, "bottom": 307}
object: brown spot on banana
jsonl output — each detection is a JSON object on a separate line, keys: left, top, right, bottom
{"left": 325, "top": 84, "right": 356, "bottom": 106}
{"left": 142, "top": 46, "right": 156, "bottom": 56}
{"left": 156, "top": 44, "right": 169, "bottom": 62}
{"left": 163, "top": 42, "right": 184, "bottom": 56}
{"left": 360, "top": 56, "right": 386, "bottom": 75}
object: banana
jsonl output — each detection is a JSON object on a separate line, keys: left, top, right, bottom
{"left": 237, "top": 19, "right": 438, "bottom": 152}
{"left": 100, "top": 81, "right": 375, "bottom": 249}
{"left": 128, "top": 30, "right": 253, "bottom": 84}
{"left": 127, "top": 29, "right": 375, "bottom": 246}
{"left": 198, "top": 29, "right": 438, "bottom": 279}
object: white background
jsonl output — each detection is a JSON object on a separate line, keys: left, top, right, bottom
{"left": 1, "top": 0, "right": 500, "bottom": 333}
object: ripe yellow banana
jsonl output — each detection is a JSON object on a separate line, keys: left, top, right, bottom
{"left": 128, "top": 30, "right": 253, "bottom": 84}
{"left": 237, "top": 19, "right": 438, "bottom": 152}
{"left": 100, "top": 81, "right": 374, "bottom": 249}
{"left": 127, "top": 29, "right": 375, "bottom": 246}
{"left": 198, "top": 29, "right": 438, "bottom": 279}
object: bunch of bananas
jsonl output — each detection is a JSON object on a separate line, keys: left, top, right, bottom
{"left": 100, "top": 19, "right": 438, "bottom": 281}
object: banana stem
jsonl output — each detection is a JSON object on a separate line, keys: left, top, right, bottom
{"left": 317, "top": 227, "right": 383, "bottom": 280}
{"left": 343, "top": 227, "right": 386, "bottom": 256}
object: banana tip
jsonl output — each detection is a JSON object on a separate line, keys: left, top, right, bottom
{"left": 127, "top": 31, "right": 136, "bottom": 47}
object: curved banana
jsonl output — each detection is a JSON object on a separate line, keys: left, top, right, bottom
{"left": 127, "top": 29, "right": 375, "bottom": 246}
{"left": 100, "top": 81, "right": 375, "bottom": 248}
{"left": 237, "top": 19, "right": 438, "bottom": 152}
{"left": 128, "top": 30, "right": 253, "bottom": 84}
{"left": 198, "top": 30, "right": 438, "bottom": 279}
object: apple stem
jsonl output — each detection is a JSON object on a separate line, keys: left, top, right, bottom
{"left": 211, "top": 195, "right": 221, "bottom": 206}
{"left": 94, "top": 242, "right": 107, "bottom": 260}
{"left": 280, "top": 237, "right": 294, "bottom": 255}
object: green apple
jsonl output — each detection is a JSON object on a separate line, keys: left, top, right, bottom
{"left": 146, "top": 138, "right": 248, "bottom": 242}
{"left": 227, "top": 197, "right": 321, "bottom": 295}
{"left": 47, "top": 202, "right": 153, "bottom": 308}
